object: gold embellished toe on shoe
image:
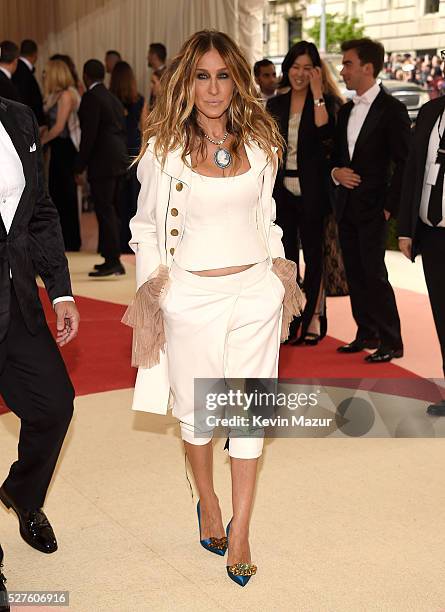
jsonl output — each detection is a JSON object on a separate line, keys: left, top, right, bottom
{"left": 197, "top": 501, "right": 228, "bottom": 556}
{"left": 225, "top": 520, "right": 257, "bottom": 586}
{"left": 208, "top": 536, "right": 228, "bottom": 552}
{"left": 227, "top": 562, "right": 257, "bottom": 576}
{"left": 226, "top": 562, "right": 257, "bottom": 587}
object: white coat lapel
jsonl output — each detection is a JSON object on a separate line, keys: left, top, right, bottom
{"left": 146, "top": 139, "right": 192, "bottom": 187}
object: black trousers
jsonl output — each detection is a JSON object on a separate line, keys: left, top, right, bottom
{"left": 338, "top": 203, "right": 402, "bottom": 349}
{"left": 48, "top": 137, "right": 81, "bottom": 252}
{"left": 90, "top": 175, "right": 124, "bottom": 263}
{"left": 419, "top": 223, "right": 445, "bottom": 375}
{"left": 275, "top": 187, "right": 325, "bottom": 336}
{"left": 118, "top": 167, "right": 139, "bottom": 254}
{"left": 0, "top": 286, "right": 74, "bottom": 509}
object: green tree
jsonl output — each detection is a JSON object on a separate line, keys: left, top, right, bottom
{"left": 307, "top": 13, "right": 365, "bottom": 52}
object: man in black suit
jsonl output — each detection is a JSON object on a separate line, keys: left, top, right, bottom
{"left": 0, "top": 41, "right": 21, "bottom": 103}
{"left": 75, "top": 59, "right": 128, "bottom": 277}
{"left": 399, "top": 92, "right": 445, "bottom": 415}
{"left": 0, "top": 97, "right": 79, "bottom": 594}
{"left": 11, "top": 40, "right": 45, "bottom": 126}
{"left": 332, "top": 38, "right": 410, "bottom": 363}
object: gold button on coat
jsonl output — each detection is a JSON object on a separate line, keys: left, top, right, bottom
{"left": 170, "top": 229, "right": 179, "bottom": 236}
{"left": 175, "top": 182, "right": 183, "bottom": 192}
{"left": 170, "top": 247, "right": 175, "bottom": 255}
{"left": 171, "top": 208, "right": 178, "bottom": 216}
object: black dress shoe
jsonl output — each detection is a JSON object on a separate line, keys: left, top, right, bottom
{"left": 337, "top": 338, "right": 380, "bottom": 353}
{"left": 0, "top": 487, "right": 57, "bottom": 554}
{"left": 88, "top": 262, "right": 125, "bottom": 277}
{"left": 364, "top": 347, "right": 403, "bottom": 363}
{"left": 93, "top": 261, "right": 107, "bottom": 270}
{"left": 426, "top": 400, "right": 445, "bottom": 416}
{"left": 0, "top": 545, "right": 9, "bottom": 612}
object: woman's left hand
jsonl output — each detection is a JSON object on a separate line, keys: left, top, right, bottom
{"left": 309, "top": 66, "right": 323, "bottom": 99}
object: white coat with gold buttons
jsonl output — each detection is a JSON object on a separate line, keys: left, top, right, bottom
{"left": 129, "top": 136, "right": 285, "bottom": 414}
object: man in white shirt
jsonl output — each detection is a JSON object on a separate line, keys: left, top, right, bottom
{"left": 399, "top": 93, "right": 445, "bottom": 415}
{"left": 332, "top": 38, "right": 410, "bottom": 363}
{"left": 0, "top": 95, "right": 79, "bottom": 575}
{"left": 254, "top": 59, "right": 277, "bottom": 107}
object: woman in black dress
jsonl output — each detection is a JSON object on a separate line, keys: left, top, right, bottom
{"left": 109, "top": 61, "right": 145, "bottom": 253}
{"left": 41, "top": 59, "right": 81, "bottom": 251}
{"left": 267, "top": 41, "right": 338, "bottom": 344}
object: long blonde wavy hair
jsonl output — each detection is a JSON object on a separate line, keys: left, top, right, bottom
{"left": 137, "top": 30, "right": 284, "bottom": 170}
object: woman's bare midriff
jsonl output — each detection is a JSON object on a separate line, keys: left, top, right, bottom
{"left": 189, "top": 264, "right": 255, "bottom": 277}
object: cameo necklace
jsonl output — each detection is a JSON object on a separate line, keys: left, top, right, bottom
{"left": 203, "top": 131, "right": 232, "bottom": 169}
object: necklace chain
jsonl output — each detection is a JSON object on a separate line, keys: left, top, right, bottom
{"left": 203, "top": 131, "right": 229, "bottom": 146}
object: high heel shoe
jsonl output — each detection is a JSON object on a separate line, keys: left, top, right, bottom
{"left": 196, "top": 500, "right": 227, "bottom": 556}
{"left": 291, "top": 313, "right": 327, "bottom": 346}
{"left": 225, "top": 519, "right": 257, "bottom": 587}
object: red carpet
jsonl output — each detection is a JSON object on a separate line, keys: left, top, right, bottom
{"left": 279, "top": 337, "right": 442, "bottom": 403}
{"left": 1, "top": 291, "right": 439, "bottom": 415}
{"left": 0, "top": 290, "right": 134, "bottom": 415}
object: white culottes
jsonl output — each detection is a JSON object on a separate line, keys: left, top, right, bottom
{"left": 160, "top": 260, "right": 284, "bottom": 459}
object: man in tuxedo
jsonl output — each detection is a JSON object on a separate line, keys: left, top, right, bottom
{"left": 399, "top": 91, "right": 445, "bottom": 415}
{"left": 332, "top": 38, "right": 410, "bottom": 363}
{"left": 75, "top": 59, "right": 128, "bottom": 277}
{"left": 0, "top": 97, "right": 79, "bottom": 598}
{"left": 11, "top": 40, "right": 45, "bottom": 126}
{"left": 0, "top": 41, "right": 21, "bottom": 103}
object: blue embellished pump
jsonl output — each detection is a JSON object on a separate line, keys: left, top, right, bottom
{"left": 196, "top": 500, "right": 227, "bottom": 556}
{"left": 225, "top": 519, "right": 257, "bottom": 587}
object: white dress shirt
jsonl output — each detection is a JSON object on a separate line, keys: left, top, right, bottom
{"left": 0, "top": 119, "right": 74, "bottom": 306}
{"left": 347, "top": 82, "right": 381, "bottom": 159}
{"left": 419, "top": 110, "right": 445, "bottom": 228}
{"left": 332, "top": 82, "right": 381, "bottom": 185}
{"left": 19, "top": 56, "right": 33, "bottom": 72}
{"left": 0, "top": 66, "right": 12, "bottom": 80}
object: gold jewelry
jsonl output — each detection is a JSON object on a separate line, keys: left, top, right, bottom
{"left": 227, "top": 562, "right": 257, "bottom": 576}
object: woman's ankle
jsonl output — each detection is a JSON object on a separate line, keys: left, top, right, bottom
{"left": 199, "top": 492, "right": 219, "bottom": 508}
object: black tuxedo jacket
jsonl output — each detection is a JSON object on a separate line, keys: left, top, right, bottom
{"left": 11, "top": 59, "right": 45, "bottom": 125}
{"left": 332, "top": 87, "right": 411, "bottom": 220}
{"left": 0, "top": 71, "right": 21, "bottom": 103}
{"left": 267, "top": 89, "right": 338, "bottom": 218}
{"left": 75, "top": 83, "right": 128, "bottom": 179}
{"left": 398, "top": 96, "right": 445, "bottom": 259}
{"left": 0, "top": 97, "right": 72, "bottom": 340}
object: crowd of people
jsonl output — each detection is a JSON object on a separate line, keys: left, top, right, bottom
{"left": 1, "top": 28, "right": 445, "bottom": 605}
{"left": 383, "top": 50, "right": 445, "bottom": 98}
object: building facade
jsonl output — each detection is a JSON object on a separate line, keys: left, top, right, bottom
{"left": 264, "top": 0, "right": 445, "bottom": 58}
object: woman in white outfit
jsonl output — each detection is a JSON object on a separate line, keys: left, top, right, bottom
{"left": 125, "top": 30, "right": 300, "bottom": 586}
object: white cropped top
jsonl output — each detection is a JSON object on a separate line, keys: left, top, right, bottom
{"left": 174, "top": 167, "right": 268, "bottom": 270}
